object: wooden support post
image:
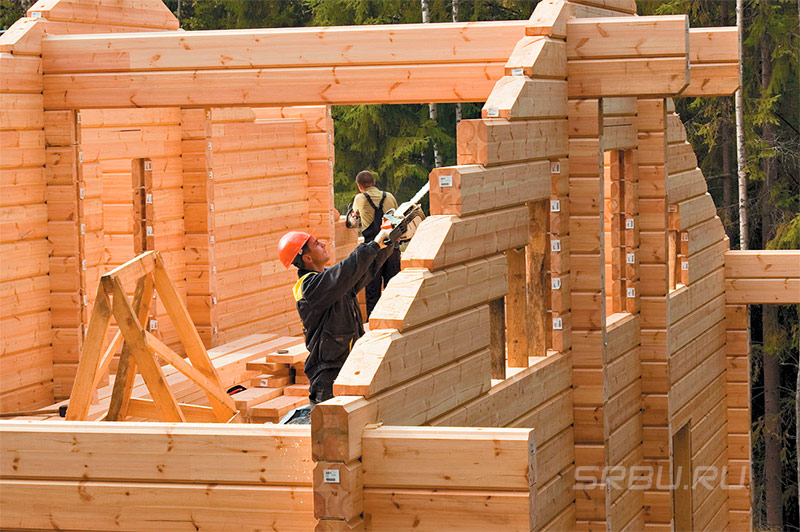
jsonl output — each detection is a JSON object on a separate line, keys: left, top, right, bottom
{"left": 489, "top": 298, "right": 507, "bottom": 379}
{"left": 549, "top": 158, "right": 571, "bottom": 353}
{"left": 105, "top": 273, "right": 154, "bottom": 421}
{"left": 506, "top": 247, "right": 529, "bottom": 367}
{"left": 527, "top": 200, "right": 548, "bottom": 357}
{"left": 623, "top": 149, "right": 640, "bottom": 314}
{"left": 64, "top": 283, "right": 111, "bottom": 421}
{"left": 311, "top": 396, "right": 375, "bottom": 531}
{"left": 181, "top": 108, "right": 218, "bottom": 347}
{"left": 107, "top": 277, "right": 185, "bottom": 423}
{"left": 152, "top": 252, "right": 236, "bottom": 422}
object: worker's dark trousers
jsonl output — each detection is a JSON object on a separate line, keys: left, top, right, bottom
{"left": 308, "top": 368, "right": 339, "bottom": 408}
{"left": 365, "top": 248, "right": 401, "bottom": 317}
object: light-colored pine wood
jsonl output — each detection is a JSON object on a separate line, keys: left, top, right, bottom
{"left": 429, "top": 161, "right": 550, "bottom": 216}
{"left": 402, "top": 207, "right": 529, "bottom": 271}
{"left": 362, "top": 425, "right": 534, "bottom": 490}
{"left": 334, "top": 306, "right": 489, "bottom": 398}
{"left": 369, "top": 255, "right": 507, "bottom": 333}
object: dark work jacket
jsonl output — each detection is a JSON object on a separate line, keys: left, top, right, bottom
{"left": 294, "top": 241, "right": 394, "bottom": 383}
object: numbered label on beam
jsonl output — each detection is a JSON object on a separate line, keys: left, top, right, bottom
{"left": 324, "top": 470, "right": 340, "bottom": 483}
{"left": 627, "top": 288, "right": 635, "bottom": 298}
{"left": 626, "top": 253, "right": 636, "bottom": 264}
{"left": 551, "top": 161, "right": 561, "bottom": 174}
{"left": 553, "top": 317, "right": 563, "bottom": 330}
{"left": 438, "top": 175, "right": 453, "bottom": 188}
{"left": 552, "top": 277, "right": 562, "bottom": 290}
{"left": 625, "top": 218, "right": 635, "bottom": 230}
{"left": 551, "top": 239, "right": 561, "bottom": 252}
{"left": 551, "top": 199, "right": 561, "bottom": 212}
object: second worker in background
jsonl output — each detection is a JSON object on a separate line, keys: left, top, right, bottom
{"left": 350, "top": 170, "right": 402, "bottom": 317}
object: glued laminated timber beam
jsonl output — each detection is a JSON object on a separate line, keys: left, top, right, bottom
{"left": 724, "top": 250, "right": 800, "bottom": 304}
{"left": 41, "top": 21, "right": 527, "bottom": 109}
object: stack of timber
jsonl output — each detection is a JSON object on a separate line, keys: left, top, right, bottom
{"left": 239, "top": 344, "right": 311, "bottom": 422}
{"left": 26, "top": 334, "right": 304, "bottom": 423}
{"left": 0, "top": 422, "right": 316, "bottom": 531}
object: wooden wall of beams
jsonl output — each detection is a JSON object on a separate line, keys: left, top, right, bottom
{"left": 0, "top": 0, "right": 770, "bottom": 531}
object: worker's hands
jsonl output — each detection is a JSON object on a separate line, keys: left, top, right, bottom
{"left": 374, "top": 228, "right": 393, "bottom": 249}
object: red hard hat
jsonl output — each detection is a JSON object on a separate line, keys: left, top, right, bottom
{"left": 278, "top": 231, "right": 312, "bottom": 269}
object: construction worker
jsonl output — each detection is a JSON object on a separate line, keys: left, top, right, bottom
{"left": 278, "top": 228, "right": 395, "bottom": 407}
{"left": 349, "top": 170, "right": 402, "bottom": 317}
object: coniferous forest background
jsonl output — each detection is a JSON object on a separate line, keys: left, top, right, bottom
{"left": 1, "top": 0, "right": 798, "bottom": 529}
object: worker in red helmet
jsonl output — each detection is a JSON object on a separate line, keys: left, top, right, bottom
{"left": 278, "top": 227, "right": 396, "bottom": 407}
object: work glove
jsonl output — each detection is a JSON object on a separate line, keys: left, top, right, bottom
{"left": 374, "top": 228, "right": 393, "bottom": 249}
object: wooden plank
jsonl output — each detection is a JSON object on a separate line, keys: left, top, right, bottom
{"left": 725, "top": 278, "right": 800, "bottom": 305}
{"left": 567, "top": 57, "right": 689, "bottom": 98}
{"left": 1, "top": 422, "right": 312, "bottom": 483}
{"left": 507, "top": 247, "right": 529, "bottom": 367}
{"left": 371, "top": 349, "right": 491, "bottom": 427}
{"left": 362, "top": 425, "right": 533, "bottom": 490}
{"left": 482, "top": 77, "right": 568, "bottom": 120}
{"left": 724, "top": 250, "right": 800, "bottom": 279}
{"left": 429, "top": 161, "right": 550, "bottom": 217}
{"left": 402, "top": 208, "right": 528, "bottom": 271}
{"left": 0, "top": 479, "right": 314, "bottom": 531}
{"left": 457, "top": 118, "right": 568, "bottom": 167}
{"left": 363, "top": 488, "right": 530, "bottom": 532}
{"left": 42, "top": 21, "right": 525, "bottom": 74}
{"left": 44, "top": 62, "right": 510, "bottom": 109}
{"left": 431, "top": 351, "right": 571, "bottom": 428}
{"left": 369, "top": 255, "right": 507, "bottom": 333}
{"left": 335, "top": 306, "right": 489, "bottom": 398}
{"left": 504, "top": 36, "right": 566, "bottom": 78}
{"left": 566, "top": 16, "right": 689, "bottom": 59}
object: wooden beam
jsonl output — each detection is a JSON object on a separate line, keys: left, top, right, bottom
{"left": 41, "top": 21, "right": 526, "bottom": 73}
{"left": 40, "top": 21, "right": 527, "bottom": 108}
{"left": 44, "top": 62, "right": 509, "bottom": 109}
{"left": 334, "top": 306, "right": 489, "bottom": 398}
{"left": 429, "top": 161, "right": 550, "bottom": 217}
{"left": 725, "top": 250, "right": 800, "bottom": 279}
{"left": 401, "top": 207, "right": 529, "bottom": 271}
{"left": 108, "top": 278, "right": 185, "bottom": 422}
{"left": 567, "top": 57, "right": 689, "bottom": 98}
{"left": 490, "top": 298, "right": 507, "bottom": 379}
{"left": 64, "top": 283, "right": 111, "bottom": 421}
{"left": 566, "top": 16, "right": 689, "bottom": 59}
{"left": 361, "top": 425, "right": 534, "bottom": 490}
{"left": 457, "top": 118, "right": 568, "bottom": 167}
{"left": 369, "top": 255, "right": 507, "bottom": 333}
{"left": 506, "top": 247, "right": 529, "bottom": 367}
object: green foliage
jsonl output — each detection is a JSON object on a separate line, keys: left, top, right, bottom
{"left": 0, "top": 0, "right": 25, "bottom": 30}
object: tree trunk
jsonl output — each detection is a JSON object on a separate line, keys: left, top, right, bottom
{"left": 720, "top": 1, "right": 732, "bottom": 226}
{"left": 421, "top": 0, "right": 443, "bottom": 168}
{"left": 760, "top": 14, "right": 782, "bottom": 530}
{"left": 735, "top": 0, "right": 748, "bottom": 250}
{"left": 453, "top": 0, "right": 462, "bottom": 124}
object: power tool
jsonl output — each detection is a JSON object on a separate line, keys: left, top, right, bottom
{"left": 380, "top": 182, "right": 428, "bottom": 245}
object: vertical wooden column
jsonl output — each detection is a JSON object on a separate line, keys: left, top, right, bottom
{"left": 489, "top": 297, "right": 507, "bottom": 379}
{"left": 725, "top": 303, "right": 752, "bottom": 529}
{"left": 181, "top": 108, "right": 218, "bottom": 347}
{"left": 527, "top": 200, "right": 548, "bottom": 357}
{"left": 45, "top": 110, "right": 99, "bottom": 399}
{"left": 568, "top": 98, "right": 606, "bottom": 528}
{"left": 307, "top": 106, "right": 337, "bottom": 254}
{"left": 636, "top": 98, "right": 672, "bottom": 529}
{"left": 506, "top": 247, "right": 529, "bottom": 367}
{"left": 549, "top": 158, "right": 571, "bottom": 353}
{"left": 623, "top": 150, "right": 640, "bottom": 314}
{"left": 312, "top": 396, "right": 376, "bottom": 531}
